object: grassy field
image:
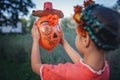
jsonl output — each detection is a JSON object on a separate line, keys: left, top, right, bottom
{"left": 0, "top": 28, "right": 120, "bottom": 80}
{"left": 0, "top": 28, "right": 75, "bottom": 80}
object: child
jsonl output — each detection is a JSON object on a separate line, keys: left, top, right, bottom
{"left": 31, "top": 0, "right": 120, "bottom": 80}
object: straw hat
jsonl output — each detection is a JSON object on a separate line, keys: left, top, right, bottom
{"left": 32, "top": 2, "right": 64, "bottom": 18}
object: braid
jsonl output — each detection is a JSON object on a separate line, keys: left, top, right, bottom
{"left": 73, "top": 0, "right": 120, "bottom": 51}
{"left": 81, "top": 4, "right": 119, "bottom": 51}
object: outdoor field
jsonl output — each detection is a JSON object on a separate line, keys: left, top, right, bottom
{"left": 0, "top": 27, "right": 120, "bottom": 80}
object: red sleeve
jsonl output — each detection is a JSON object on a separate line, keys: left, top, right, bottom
{"left": 40, "top": 60, "right": 110, "bottom": 80}
{"left": 40, "top": 63, "right": 72, "bottom": 80}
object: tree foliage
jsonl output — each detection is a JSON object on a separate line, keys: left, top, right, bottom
{"left": 60, "top": 17, "right": 75, "bottom": 29}
{"left": 112, "top": 0, "right": 120, "bottom": 12}
{"left": 0, "top": 0, "right": 35, "bottom": 27}
{"left": 20, "top": 15, "right": 36, "bottom": 33}
{"left": 117, "top": 0, "right": 120, "bottom": 5}
{"left": 27, "top": 15, "right": 36, "bottom": 30}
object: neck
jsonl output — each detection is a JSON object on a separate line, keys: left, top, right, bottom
{"left": 83, "top": 49, "right": 105, "bottom": 71}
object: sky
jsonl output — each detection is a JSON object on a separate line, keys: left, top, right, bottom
{"left": 30, "top": 0, "right": 117, "bottom": 18}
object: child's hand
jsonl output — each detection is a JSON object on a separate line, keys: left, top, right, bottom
{"left": 59, "top": 36, "right": 65, "bottom": 45}
{"left": 31, "top": 26, "right": 40, "bottom": 43}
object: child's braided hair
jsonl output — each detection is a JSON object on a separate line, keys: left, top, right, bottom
{"left": 73, "top": 0, "right": 120, "bottom": 51}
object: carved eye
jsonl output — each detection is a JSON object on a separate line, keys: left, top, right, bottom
{"left": 41, "top": 25, "right": 52, "bottom": 36}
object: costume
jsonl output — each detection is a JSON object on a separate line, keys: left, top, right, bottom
{"left": 40, "top": 58, "right": 110, "bottom": 80}
{"left": 32, "top": 0, "right": 120, "bottom": 80}
{"left": 32, "top": 2, "right": 63, "bottom": 51}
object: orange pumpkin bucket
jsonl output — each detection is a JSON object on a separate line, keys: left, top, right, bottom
{"left": 32, "top": 2, "right": 64, "bottom": 51}
{"left": 34, "top": 14, "right": 62, "bottom": 51}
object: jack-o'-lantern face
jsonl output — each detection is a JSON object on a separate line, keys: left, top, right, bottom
{"left": 40, "top": 22, "right": 52, "bottom": 36}
{"left": 34, "top": 15, "right": 62, "bottom": 51}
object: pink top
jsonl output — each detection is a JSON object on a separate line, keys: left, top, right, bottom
{"left": 40, "top": 59, "right": 110, "bottom": 80}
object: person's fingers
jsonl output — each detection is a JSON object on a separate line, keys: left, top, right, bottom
{"left": 32, "top": 26, "right": 36, "bottom": 32}
{"left": 34, "top": 26, "right": 37, "bottom": 31}
{"left": 31, "top": 26, "right": 36, "bottom": 36}
{"left": 33, "top": 26, "right": 38, "bottom": 32}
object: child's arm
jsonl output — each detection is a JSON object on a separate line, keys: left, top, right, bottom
{"left": 60, "top": 38, "right": 82, "bottom": 63}
{"left": 31, "top": 26, "right": 42, "bottom": 76}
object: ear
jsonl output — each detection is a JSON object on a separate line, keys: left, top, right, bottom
{"left": 81, "top": 34, "right": 90, "bottom": 48}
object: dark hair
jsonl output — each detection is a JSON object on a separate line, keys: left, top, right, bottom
{"left": 81, "top": 4, "right": 120, "bottom": 51}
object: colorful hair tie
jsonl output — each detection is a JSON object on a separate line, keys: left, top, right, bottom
{"left": 76, "top": 26, "right": 88, "bottom": 37}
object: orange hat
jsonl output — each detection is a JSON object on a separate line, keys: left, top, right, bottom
{"left": 32, "top": 2, "right": 64, "bottom": 18}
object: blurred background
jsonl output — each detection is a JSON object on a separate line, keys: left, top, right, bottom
{"left": 0, "top": 0, "right": 120, "bottom": 80}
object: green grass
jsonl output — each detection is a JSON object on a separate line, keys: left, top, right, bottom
{"left": 0, "top": 59, "right": 40, "bottom": 80}
{"left": 0, "top": 28, "right": 76, "bottom": 80}
{"left": 0, "top": 28, "right": 120, "bottom": 80}
{"left": 0, "top": 34, "right": 39, "bottom": 80}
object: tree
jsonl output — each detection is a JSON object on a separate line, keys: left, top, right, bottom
{"left": 20, "top": 18, "right": 27, "bottom": 33}
{"left": 19, "top": 15, "right": 36, "bottom": 33}
{"left": 0, "top": 0, "right": 35, "bottom": 27}
{"left": 118, "top": 0, "right": 120, "bottom": 5}
{"left": 112, "top": 0, "right": 120, "bottom": 12}
{"left": 27, "top": 14, "right": 36, "bottom": 32}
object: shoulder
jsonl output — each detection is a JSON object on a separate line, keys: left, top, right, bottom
{"left": 80, "top": 59, "right": 110, "bottom": 75}
{"left": 40, "top": 62, "right": 82, "bottom": 80}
